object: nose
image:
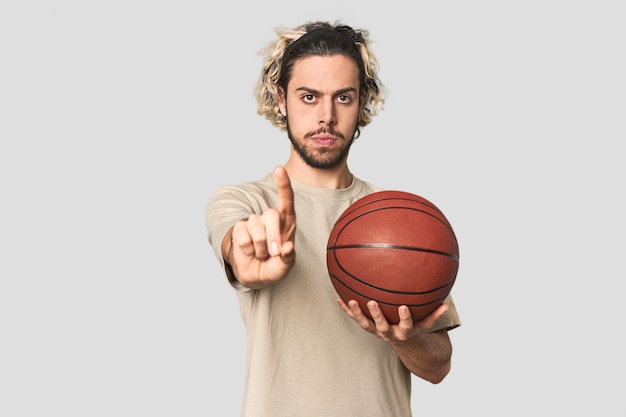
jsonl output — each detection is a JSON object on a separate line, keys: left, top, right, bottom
{"left": 319, "top": 97, "right": 336, "bottom": 126}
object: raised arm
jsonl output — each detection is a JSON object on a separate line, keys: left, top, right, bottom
{"left": 221, "top": 166, "right": 297, "bottom": 289}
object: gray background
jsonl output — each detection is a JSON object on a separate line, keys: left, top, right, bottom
{"left": 1, "top": 1, "right": 624, "bottom": 416}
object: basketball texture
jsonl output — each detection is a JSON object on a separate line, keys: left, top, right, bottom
{"left": 326, "top": 190, "right": 459, "bottom": 324}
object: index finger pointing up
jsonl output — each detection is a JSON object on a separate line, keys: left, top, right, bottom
{"left": 274, "top": 166, "right": 295, "bottom": 217}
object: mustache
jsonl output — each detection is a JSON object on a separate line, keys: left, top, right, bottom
{"left": 305, "top": 127, "right": 345, "bottom": 140}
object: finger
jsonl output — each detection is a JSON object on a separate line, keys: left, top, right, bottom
{"left": 246, "top": 214, "right": 270, "bottom": 259}
{"left": 367, "top": 301, "right": 391, "bottom": 333}
{"left": 418, "top": 303, "right": 449, "bottom": 329}
{"left": 348, "top": 300, "right": 375, "bottom": 332}
{"left": 396, "top": 305, "right": 414, "bottom": 331}
{"left": 262, "top": 208, "right": 282, "bottom": 256}
{"left": 336, "top": 297, "right": 354, "bottom": 317}
{"left": 280, "top": 240, "right": 295, "bottom": 260}
{"left": 231, "top": 220, "right": 254, "bottom": 256}
{"left": 273, "top": 166, "right": 295, "bottom": 218}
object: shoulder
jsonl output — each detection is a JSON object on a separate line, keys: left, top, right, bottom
{"left": 353, "top": 177, "right": 382, "bottom": 195}
{"left": 207, "top": 172, "right": 277, "bottom": 211}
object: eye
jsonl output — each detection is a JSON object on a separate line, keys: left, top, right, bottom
{"left": 337, "top": 95, "right": 352, "bottom": 104}
{"left": 302, "top": 94, "right": 316, "bottom": 103}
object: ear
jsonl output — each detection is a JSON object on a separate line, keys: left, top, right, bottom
{"left": 278, "top": 87, "right": 287, "bottom": 117}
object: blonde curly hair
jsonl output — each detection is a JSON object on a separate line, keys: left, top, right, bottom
{"left": 254, "top": 20, "right": 386, "bottom": 138}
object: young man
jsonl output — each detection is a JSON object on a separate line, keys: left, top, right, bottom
{"left": 206, "top": 21, "right": 461, "bottom": 417}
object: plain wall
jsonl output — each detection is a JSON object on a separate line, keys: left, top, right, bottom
{"left": 1, "top": 1, "right": 624, "bottom": 415}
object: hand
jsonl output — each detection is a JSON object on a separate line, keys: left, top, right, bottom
{"left": 227, "top": 166, "right": 296, "bottom": 289}
{"left": 338, "top": 299, "right": 453, "bottom": 382}
{"left": 336, "top": 298, "right": 449, "bottom": 343}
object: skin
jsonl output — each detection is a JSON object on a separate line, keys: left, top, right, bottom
{"left": 221, "top": 54, "right": 452, "bottom": 384}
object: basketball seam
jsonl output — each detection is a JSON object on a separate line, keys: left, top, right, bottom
{"left": 328, "top": 274, "right": 451, "bottom": 308}
{"left": 326, "top": 244, "right": 460, "bottom": 261}
{"left": 327, "top": 249, "right": 458, "bottom": 295}
{"left": 335, "top": 206, "right": 457, "bottom": 243}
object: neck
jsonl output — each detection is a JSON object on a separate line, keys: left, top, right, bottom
{"left": 284, "top": 155, "right": 353, "bottom": 189}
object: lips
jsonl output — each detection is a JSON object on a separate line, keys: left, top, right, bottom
{"left": 315, "top": 136, "right": 336, "bottom": 146}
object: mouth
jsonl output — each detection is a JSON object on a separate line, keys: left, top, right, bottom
{"left": 314, "top": 136, "right": 336, "bottom": 146}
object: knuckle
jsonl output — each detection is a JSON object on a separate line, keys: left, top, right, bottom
{"left": 263, "top": 207, "right": 280, "bottom": 220}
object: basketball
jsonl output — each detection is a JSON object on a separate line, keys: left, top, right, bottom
{"left": 326, "top": 190, "right": 459, "bottom": 324}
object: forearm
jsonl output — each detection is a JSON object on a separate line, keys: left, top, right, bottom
{"left": 391, "top": 329, "right": 453, "bottom": 384}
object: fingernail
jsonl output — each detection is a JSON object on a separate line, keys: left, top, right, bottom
{"left": 270, "top": 241, "right": 279, "bottom": 256}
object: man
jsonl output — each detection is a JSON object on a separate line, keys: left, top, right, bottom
{"left": 206, "top": 20, "right": 461, "bottom": 417}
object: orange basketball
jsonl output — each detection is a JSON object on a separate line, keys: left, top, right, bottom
{"left": 326, "top": 190, "right": 459, "bottom": 324}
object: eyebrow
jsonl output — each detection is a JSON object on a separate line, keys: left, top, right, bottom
{"left": 294, "top": 86, "right": 358, "bottom": 96}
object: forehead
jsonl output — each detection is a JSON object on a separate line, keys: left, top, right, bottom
{"left": 287, "top": 54, "right": 360, "bottom": 92}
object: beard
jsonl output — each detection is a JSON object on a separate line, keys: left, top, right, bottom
{"left": 286, "top": 120, "right": 356, "bottom": 169}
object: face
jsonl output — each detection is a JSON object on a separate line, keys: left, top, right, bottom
{"left": 278, "top": 54, "right": 362, "bottom": 169}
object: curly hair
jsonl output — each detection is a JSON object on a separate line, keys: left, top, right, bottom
{"left": 254, "top": 20, "right": 386, "bottom": 138}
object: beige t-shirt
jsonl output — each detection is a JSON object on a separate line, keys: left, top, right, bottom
{"left": 206, "top": 172, "right": 461, "bottom": 417}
